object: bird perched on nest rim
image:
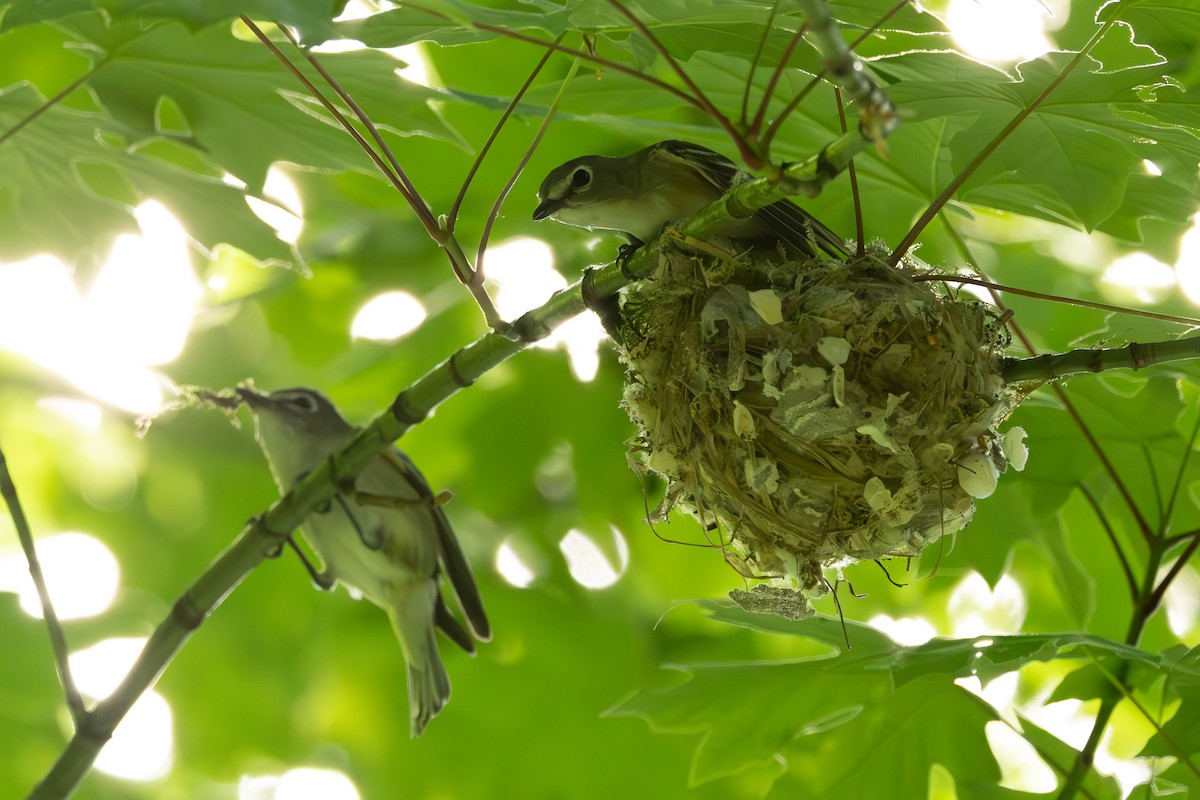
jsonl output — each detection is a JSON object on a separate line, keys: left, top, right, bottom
{"left": 533, "top": 139, "right": 845, "bottom": 258}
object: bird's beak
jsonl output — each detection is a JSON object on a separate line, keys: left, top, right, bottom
{"left": 236, "top": 385, "right": 269, "bottom": 407}
{"left": 532, "top": 198, "right": 562, "bottom": 221}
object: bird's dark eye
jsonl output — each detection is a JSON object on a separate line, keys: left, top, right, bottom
{"left": 571, "top": 167, "right": 592, "bottom": 189}
{"left": 286, "top": 393, "right": 320, "bottom": 413}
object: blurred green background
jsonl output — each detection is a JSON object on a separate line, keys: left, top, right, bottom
{"left": 2, "top": 1, "right": 1199, "bottom": 798}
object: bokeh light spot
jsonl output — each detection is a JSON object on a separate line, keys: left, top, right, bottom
{"left": 1161, "top": 561, "right": 1200, "bottom": 639}
{"left": 1101, "top": 251, "right": 1175, "bottom": 305}
{"left": 37, "top": 397, "right": 103, "bottom": 433}
{"left": 1174, "top": 215, "right": 1200, "bottom": 306}
{"left": 239, "top": 768, "right": 362, "bottom": 800}
{"left": 986, "top": 720, "right": 1057, "bottom": 792}
{"left": 94, "top": 691, "right": 174, "bottom": 781}
{"left": 0, "top": 532, "right": 119, "bottom": 620}
{"left": 867, "top": 613, "right": 938, "bottom": 646}
{"left": 559, "top": 527, "right": 628, "bottom": 589}
{"left": 495, "top": 539, "right": 536, "bottom": 588}
{"left": 351, "top": 290, "right": 427, "bottom": 341}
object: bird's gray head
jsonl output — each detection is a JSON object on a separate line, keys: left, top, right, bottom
{"left": 531, "top": 147, "right": 672, "bottom": 243}
{"left": 238, "top": 386, "right": 350, "bottom": 434}
{"left": 532, "top": 157, "right": 600, "bottom": 222}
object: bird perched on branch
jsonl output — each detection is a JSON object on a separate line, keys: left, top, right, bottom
{"left": 239, "top": 386, "right": 490, "bottom": 737}
{"left": 533, "top": 139, "right": 845, "bottom": 258}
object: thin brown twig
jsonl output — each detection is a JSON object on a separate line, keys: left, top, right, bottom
{"left": 760, "top": 78, "right": 823, "bottom": 153}
{"left": 1144, "top": 444, "right": 1166, "bottom": 523}
{"left": 603, "top": 0, "right": 740, "bottom": 151}
{"left": 934, "top": 226, "right": 1156, "bottom": 564}
{"left": 243, "top": 16, "right": 505, "bottom": 325}
{"left": 1063, "top": 392, "right": 1155, "bottom": 544}
{"left": 0, "top": 70, "right": 95, "bottom": 148}
{"left": 1161, "top": 402, "right": 1200, "bottom": 531}
{"left": 238, "top": 18, "right": 426, "bottom": 224}
{"left": 1150, "top": 534, "right": 1200, "bottom": 612}
{"left": 911, "top": 274, "right": 1200, "bottom": 327}
{"left": 749, "top": 19, "right": 809, "bottom": 144}
{"left": 477, "top": 53, "right": 583, "bottom": 276}
{"left": 938, "top": 216, "right": 1023, "bottom": 350}
{"left": 1147, "top": 410, "right": 1200, "bottom": 606}
{"left": 741, "top": 0, "right": 782, "bottom": 128}
{"left": 1164, "top": 528, "right": 1200, "bottom": 547}
{"left": 0, "top": 442, "right": 87, "bottom": 724}
{"left": 274, "top": 23, "right": 434, "bottom": 232}
{"left": 450, "top": 38, "right": 562, "bottom": 231}
{"left": 406, "top": 4, "right": 705, "bottom": 112}
{"left": 1079, "top": 485, "right": 1138, "bottom": 601}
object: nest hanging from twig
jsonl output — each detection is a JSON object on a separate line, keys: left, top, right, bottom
{"left": 616, "top": 240, "right": 1030, "bottom": 613}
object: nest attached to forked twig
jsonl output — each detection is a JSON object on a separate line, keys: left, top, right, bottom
{"left": 616, "top": 240, "right": 1031, "bottom": 615}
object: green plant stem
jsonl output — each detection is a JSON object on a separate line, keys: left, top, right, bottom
{"left": 795, "top": 0, "right": 896, "bottom": 135}
{"left": 1054, "top": 539, "right": 1165, "bottom": 799}
{"left": 700, "top": 127, "right": 877, "bottom": 236}
{"left": 1001, "top": 337, "right": 1200, "bottom": 384}
{"left": 762, "top": 0, "right": 904, "bottom": 153}
{"left": 0, "top": 443, "right": 86, "bottom": 725}
{"left": 28, "top": 521, "right": 285, "bottom": 800}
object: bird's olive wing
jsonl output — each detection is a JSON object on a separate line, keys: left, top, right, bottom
{"left": 381, "top": 447, "right": 492, "bottom": 644}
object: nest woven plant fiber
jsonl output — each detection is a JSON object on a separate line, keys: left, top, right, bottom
{"left": 617, "top": 241, "right": 1031, "bottom": 613}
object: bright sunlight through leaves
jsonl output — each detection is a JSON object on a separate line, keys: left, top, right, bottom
{"left": 0, "top": 532, "right": 118, "bottom": 620}
{"left": 0, "top": 201, "right": 199, "bottom": 413}
{"left": 946, "top": 0, "right": 1055, "bottom": 63}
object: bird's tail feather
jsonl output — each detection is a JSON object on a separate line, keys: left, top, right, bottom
{"left": 389, "top": 583, "right": 451, "bottom": 737}
{"left": 405, "top": 637, "right": 450, "bottom": 737}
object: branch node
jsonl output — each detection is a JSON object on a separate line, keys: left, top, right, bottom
{"left": 447, "top": 350, "right": 476, "bottom": 389}
{"left": 512, "top": 309, "right": 553, "bottom": 343}
{"left": 390, "top": 392, "right": 428, "bottom": 426}
{"left": 171, "top": 594, "right": 208, "bottom": 632}
{"left": 75, "top": 714, "right": 112, "bottom": 746}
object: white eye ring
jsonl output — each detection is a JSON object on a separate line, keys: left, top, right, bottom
{"left": 286, "top": 393, "right": 320, "bottom": 413}
{"left": 570, "top": 166, "right": 592, "bottom": 190}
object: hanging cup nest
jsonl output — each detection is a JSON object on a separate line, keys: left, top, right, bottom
{"left": 617, "top": 240, "right": 1030, "bottom": 609}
